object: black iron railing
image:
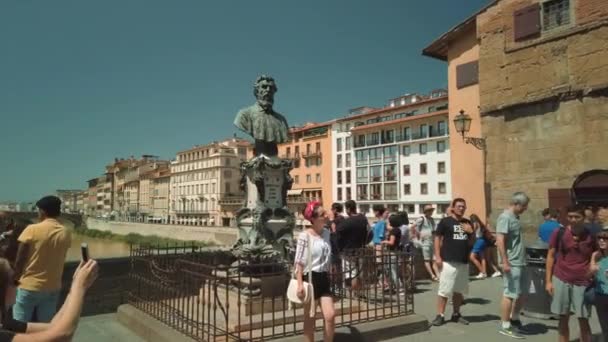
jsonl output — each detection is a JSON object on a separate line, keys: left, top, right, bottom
{"left": 128, "top": 245, "right": 415, "bottom": 341}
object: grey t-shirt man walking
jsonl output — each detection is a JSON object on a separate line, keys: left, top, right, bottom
{"left": 496, "top": 192, "right": 529, "bottom": 338}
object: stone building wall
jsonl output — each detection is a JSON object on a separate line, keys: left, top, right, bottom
{"left": 482, "top": 92, "right": 608, "bottom": 229}
{"left": 476, "top": 0, "right": 608, "bottom": 113}
{"left": 474, "top": 0, "right": 608, "bottom": 230}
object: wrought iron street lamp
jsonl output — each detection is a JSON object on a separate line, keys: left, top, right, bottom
{"left": 453, "top": 110, "right": 486, "bottom": 150}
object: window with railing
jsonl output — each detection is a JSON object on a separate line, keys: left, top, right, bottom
{"left": 420, "top": 124, "right": 428, "bottom": 138}
{"left": 356, "top": 167, "right": 368, "bottom": 183}
{"left": 345, "top": 154, "right": 352, "bottom": 167}
{"left": 383, "top": 146, "right": 397, "bottom": 163}
{"left": 356, "top": 150, "right": 368, "bottom": 166}
{"left": 357, "top": 185, "right": 368, "bottom": 200}
{"left": 382, "top": 130, "right": 395, "bottom": 144}
{"left": 384, "top": 164, "right": 396, "bottom": 181}
{"left": 370, "top": 166, "right": 382, "bottom": 182}
{"left": 369, "top": 148, "right": 382, "bottom": 164}
{"left": 337, "top": 155, "right": 343, "bottom": 168}
{"left": 437, "top": 141, "right": 446, "bottom": 153}
{"left": 346, "top": 170, "right": 351, "bottom": 184}
{"left": 402, "top": 145, "right": 411, "bottom": 157}
{"left": 367, "top": 133, "right": 380, "bottom": 146}
{"left": 356, "top": 135, "right": 366, "bottom": 148}
{"left": 337, "top": 171, "right": 343, "bottom": 185}
{"left": 438, "top": 120, "right": 447, "bottom": 136}
{"left": 384, "top": 183, "right": 398, "bottom": 200}
{"left": 345, "top": 137, "right": 352, "bottom": 150}
{"left": 403, "top": 127, "right": 411, "bottom": 141}
{"left": 370, "top": 184, "right": 382, "bottom": 200}
{"left": 336, "top": 138, "right": 342, "bottom": 152}
{"left": 419, "top": 143, "right": 428, "bottom": 155}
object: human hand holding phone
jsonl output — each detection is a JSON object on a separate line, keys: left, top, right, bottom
{"left": 81, "top": 243, "right": 89, "bottom": 262}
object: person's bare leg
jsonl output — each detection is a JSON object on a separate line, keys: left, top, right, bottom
{"left": 424, "top": 261, "right": 436, "bottom": 280}
{"left": 303, "top": 301, "right": 315, "bottom": 342}
{"left": 578, "top": 318, "right": 591, "bottom": 342}
{"left": 501, "top": 296, "right": 513, "bottom": 321}
{"left": 320, "top": 296, "right": 336, "bottom": 342}
{"left": 437, "top": 295, "right": 448, "bottom": 315}
{"left": 511, "top": 295, "right": 525, "bottom": 320}
{"left": 469, "top": 253, "right": 484, "bottom": 274}
{"left": 452, "top": 292, "right": 463, "bottom": 314}
{"left": 432, "top": 261, "right": 441, "bottom": 278}
{"left": 558, "top": 315, "right": 570, "bottom": 342}
{"left": 480, "top": 251, "right": 487, "bottom": 275}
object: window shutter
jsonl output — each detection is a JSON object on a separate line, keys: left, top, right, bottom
{"left": 456, "top": 60, "right": 479, "bottom": 89}
{"left": 514, "top": 4, "right": 541, "bottom": 41}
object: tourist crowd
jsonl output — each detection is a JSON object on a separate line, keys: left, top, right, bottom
{"left": 0, "top": 196, "right": 98, "bottom": 342}
{"left": 293, "top": 195, "right": 608, "bottom": 342}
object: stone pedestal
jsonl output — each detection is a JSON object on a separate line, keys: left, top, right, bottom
{"left": 232, "top": 155, "right": 296, "bottom": 262}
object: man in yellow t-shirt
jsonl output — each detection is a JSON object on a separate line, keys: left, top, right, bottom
{"left": 13, "top": 196, "right": 71, "bottom": 322}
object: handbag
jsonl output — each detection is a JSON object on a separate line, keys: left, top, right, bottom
{"left": 286, "top": 233, "right": 315, "bottom": 317}
{"left": 583, "top": 281, "right": 596, "bottom": 305}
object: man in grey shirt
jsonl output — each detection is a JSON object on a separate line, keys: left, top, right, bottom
{"left": 496, "top": 192, "right": 530, "bottom": 339}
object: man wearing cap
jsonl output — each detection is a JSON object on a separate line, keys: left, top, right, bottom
{"left": 412, "top": 204, "right": 439, "bottom": 281}
{"left": 13, "top": 196, "right": 72, "bottom": 322}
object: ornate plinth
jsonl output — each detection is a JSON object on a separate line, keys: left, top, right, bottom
{"left": 232, "top": 155, "right": 296, "bottom": 265}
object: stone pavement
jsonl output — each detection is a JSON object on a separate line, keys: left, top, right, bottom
{"left": 73, "top": 313, "right": 145, "bottom": 342}
{"left": 385, "top": 277, "right": 603, "bottom": 342}
{"left": 72, "top": 277, "right": 603, "bottom": 342}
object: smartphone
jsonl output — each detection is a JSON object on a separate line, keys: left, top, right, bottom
{"left": 81, "top": 243, "right": 89, "bottom": 262}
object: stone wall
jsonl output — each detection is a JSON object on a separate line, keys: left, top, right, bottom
{"left": 477, "top": 0, "right": 608, "bottom": 113}
{"left": 86, "top": 218, "right": 239, "bottom": 246}
{"left": 482, "top": 93, "right": 608, "bottom": 229}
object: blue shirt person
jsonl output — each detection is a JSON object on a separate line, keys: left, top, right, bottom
{"left": 538, "top": 208, "right": 561, "bottom": 243}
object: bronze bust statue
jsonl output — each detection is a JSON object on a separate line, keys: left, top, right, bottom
{"left": 234, "top": 75, "right": 289, "bottom": 156}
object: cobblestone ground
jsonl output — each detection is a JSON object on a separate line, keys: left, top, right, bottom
{"left": 384, "top": 277, "right": 603, "bottom": 342}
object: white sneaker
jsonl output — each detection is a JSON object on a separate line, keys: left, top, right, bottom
{"left": 475, "top": 273, "right": 487, "bottom": 279}
{"left": 491, "top": 271, "right": 502, "bottom": 278}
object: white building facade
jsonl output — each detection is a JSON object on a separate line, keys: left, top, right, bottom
{"left": 332, "top": 90, "right": 452, "bottom": 221}
{"left": 169, "top": 138, "right": 250, "bottom": 227}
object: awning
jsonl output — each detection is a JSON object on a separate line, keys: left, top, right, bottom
{"left": 287, "top": 189, "right": 303, "bottom": 196}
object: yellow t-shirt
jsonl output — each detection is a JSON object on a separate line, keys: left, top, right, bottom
{"left": 17, "top": 218, "right": 71, "bottom": 292}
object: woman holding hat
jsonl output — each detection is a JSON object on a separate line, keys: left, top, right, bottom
{"left": 294, "top": 201, "right": 335, "bottom": 342}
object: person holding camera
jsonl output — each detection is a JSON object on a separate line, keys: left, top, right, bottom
{"left": 0, "top": 257, "right": 98, "bottom": 341}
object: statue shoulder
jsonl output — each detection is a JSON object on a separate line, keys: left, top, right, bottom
{"left": 272, "top": 110, "right": 289, "bottom": 126}
{"left": 237, "top": 105, "right": 257, "bottom": 117}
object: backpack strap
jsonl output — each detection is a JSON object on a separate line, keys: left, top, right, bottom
{"left": 555, "top": 226, "right": 566, "bottom": 255}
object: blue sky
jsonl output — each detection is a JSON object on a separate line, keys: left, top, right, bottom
{"left": 0, "top": 0, "right": 488, "bottom": 202}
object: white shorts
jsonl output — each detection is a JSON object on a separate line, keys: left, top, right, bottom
{"left": 438, "top": 262, "right": 469, "bottom": 297}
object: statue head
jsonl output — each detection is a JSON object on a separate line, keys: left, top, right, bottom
{"left": 253, "top": 75, "right": 277, "bottom": 111}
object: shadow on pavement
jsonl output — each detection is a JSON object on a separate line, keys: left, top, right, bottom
{"left": 463, "top": 297, "right": 492, "bottom": 305}
{"left": 334, "top": 326, "right": 365, "bottom": 342}
{"left": 521, "top": 322, "right": 552, "bottom": 335}
{"left": 464, "top": 314, "right": 500, "bottom": 323}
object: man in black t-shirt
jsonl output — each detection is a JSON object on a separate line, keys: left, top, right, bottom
{"left": 336, "top": 200, "right": 369, "bottom": 290}
{"left": 431, "top": 198, "right": 475, "bottom": 327}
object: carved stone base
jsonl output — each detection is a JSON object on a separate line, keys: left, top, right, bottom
{"left": 232, "top": 155, "right": 296, "bottom": 262}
